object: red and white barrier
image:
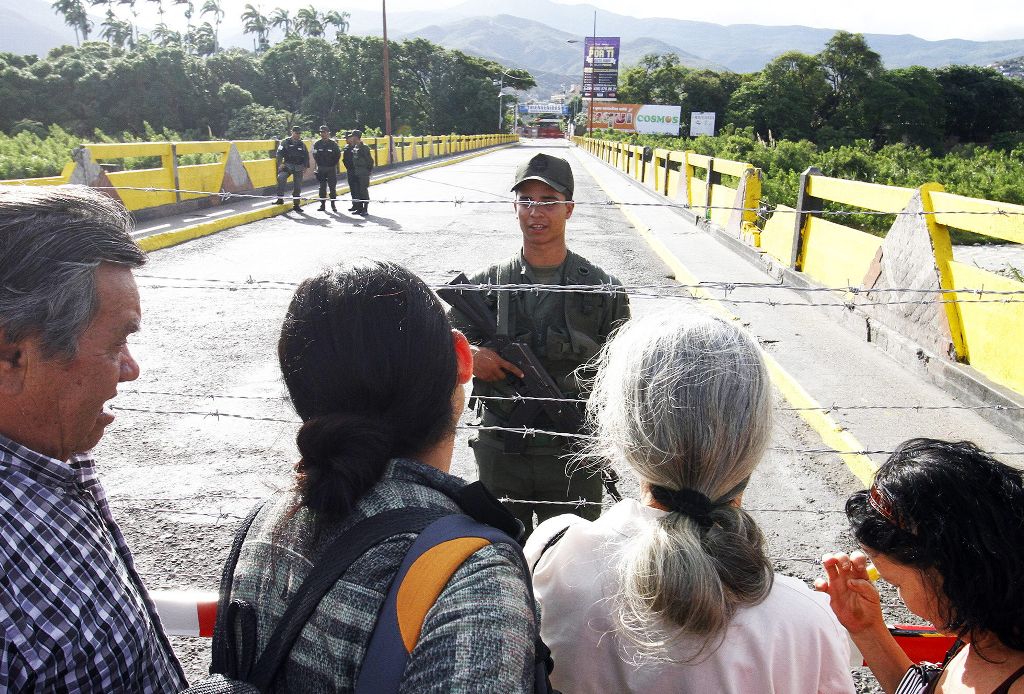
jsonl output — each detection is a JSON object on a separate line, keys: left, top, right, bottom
{"left": 153, "top": 589, "right": 957, "bottom": 667}
{"left": 152, "top": 590, "right": 219, "bottom": 637}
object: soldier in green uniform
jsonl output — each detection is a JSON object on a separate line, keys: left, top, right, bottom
{"left": 448, "top": 153, "right": 630, "bottom": 534}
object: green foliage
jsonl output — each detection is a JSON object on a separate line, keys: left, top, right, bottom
{"left": 0, "top": 36, "right": 532, "bottom": 146}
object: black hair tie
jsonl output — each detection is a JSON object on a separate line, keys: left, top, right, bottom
{"left": 650, "top": 486, "right": 716, "bottom": 530}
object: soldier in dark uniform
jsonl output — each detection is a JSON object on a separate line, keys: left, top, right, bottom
{"left": 342, "top": 129, "right": 374, "bottom": 216}
{"left": 447, "top": 153, "right": 631, "bottom": 535}
{"left": 312, "top": 125, "right": 342, "bottom": 212}
{"left": 275, "top": 126, "right": 309, "bottom": 211}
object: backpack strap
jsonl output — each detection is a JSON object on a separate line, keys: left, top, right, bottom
{"left": 354, "top": 512, "right": 556, "bottom": 694}
{"left": 247, "top": 506, "right": 444, "bottom": 692}
{"left": 210, "top": 499, "right": 270, "bottom": 676}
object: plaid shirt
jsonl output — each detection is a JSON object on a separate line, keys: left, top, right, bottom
{"left": 0, "top": 434, "right": 186, "bottom": 693}
{"left": 231, "top": 458, "right": 538, "bottom": 693}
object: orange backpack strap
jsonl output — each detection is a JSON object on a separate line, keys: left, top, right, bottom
{"left": 354, "top": 512, "right": 555, "bottom": 694}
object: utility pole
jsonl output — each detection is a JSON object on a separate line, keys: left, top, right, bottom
{"left": 382, "top": 0, "right": 394, "bottom": 164}
{"left": 587, "top": 10, "right": 596, "bottom": 136}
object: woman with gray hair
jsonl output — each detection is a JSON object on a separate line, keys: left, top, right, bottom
{"left": 524, "top": 310, "right": 855, "bottom": 693}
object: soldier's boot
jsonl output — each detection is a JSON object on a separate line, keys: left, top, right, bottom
{"left": 317, "top": 200, "right": 326, "bottom": 211}
{"left": 273, "top": 198, "right": 284, "bottom": 205}
{"left": 330, "top": 200, "right": 337, "bottom": 212}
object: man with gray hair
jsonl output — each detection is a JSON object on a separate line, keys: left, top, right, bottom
{"left": 0, "top": 186, "right": 186, "bottom": 691}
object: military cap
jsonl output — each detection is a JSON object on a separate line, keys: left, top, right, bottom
{"left": 319, "top": 124, "right": 329, "bottom": 132}
{"left": 349, "top": 129, "right": 363, "bottom": 138}
{"left": 512, "top": 153, "right": 574, "bottom": 199}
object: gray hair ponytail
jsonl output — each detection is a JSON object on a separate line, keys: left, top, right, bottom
{"left": 585, "top": 310, "right": 774, "bottom": 662}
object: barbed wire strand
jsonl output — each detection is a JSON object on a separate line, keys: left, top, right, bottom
{"left": 107, "top": 404, "right": 1024, "bottom": 456}
{"left": 133, "top": 275, "right": 1024, "bottom": 297}
{"left": 119, "top": 388, "right": 1024, "bottom": 414}
{"left": 131, "top": 278, "right": 1024, "bottom": 309}
{"left": 91, "top": 184, "right": 1024, "bottom": 218}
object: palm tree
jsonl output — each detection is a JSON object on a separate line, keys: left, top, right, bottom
{"left": 323, "top": 9, "right": 349, "bottom": 42}
{"left": 189, "top": 21, "right": 216, "bottom": 55}
{"left": 269, "top": 7, "right": 291, "bottom": 39}
{"left": 241, "top": 3, "right": 270, "bottom": 52}
{"left": 100, "top": 8, "right": 134, "bottom": 48}
{"left": 116, "top": 0, "right": 140, "bottom": 47}
{"left": 150, "top": 21, "right": 181, "bottom": 46}
{"left": 294, "top": 5, "right": 323, "bottom": 38}
{"left": 200, "top": 0, "right": 223, "bottom": 51}
{"left": 52, "top": 0, "right": 92, "bottom": 44}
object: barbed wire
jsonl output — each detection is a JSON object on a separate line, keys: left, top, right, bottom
{"left": 106, "top": 404, "right": 1024, "bottom": 456}
{"left": 119, "top": 388, "right": 1024, "bottom": 414}
{"left": 86, "top": 184, "right": 1024, "bottom": 218}
{"left": 134, "top": 274, "right": 1024, "bottom": 297}
{"left": 131, "top": 277, "right": 1024, "bottom": 308}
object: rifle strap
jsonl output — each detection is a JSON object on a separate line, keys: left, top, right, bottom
{"left": 496, "top": 262, "right": 512, "bottom": 339}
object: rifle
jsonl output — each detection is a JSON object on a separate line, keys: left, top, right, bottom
{"left": 438, "top": 273, "right": 621, "bottom": 503}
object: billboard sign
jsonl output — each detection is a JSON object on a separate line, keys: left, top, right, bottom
{"left": 519, "top": 102, "right": 570, "bottom": 115}
{"left": 582, "top": 37, "right": 620, "bottom": 100}
{"left": 589, "top": 104, "right": 682, "bottom": 135}
{"left": 689, "top": 111, "right": 716, "bottom": 136}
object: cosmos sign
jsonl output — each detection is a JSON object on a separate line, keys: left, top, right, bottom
{"left": 589, "top": 104, "right": 682, "bottom": 135}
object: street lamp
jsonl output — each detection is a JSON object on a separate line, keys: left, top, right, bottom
{"left": 493, "top": 68, "right": 520, "bottom": 133}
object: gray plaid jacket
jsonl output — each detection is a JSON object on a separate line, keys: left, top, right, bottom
{"left": 230, "top": 458, "right": 538, "bottom": 692}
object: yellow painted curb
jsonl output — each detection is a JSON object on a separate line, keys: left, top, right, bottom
{"left": 139, "top": 143, "right": 519, "bottom": 253}
{"left": 574, "top": 149, "right": 877, "bottom": 486}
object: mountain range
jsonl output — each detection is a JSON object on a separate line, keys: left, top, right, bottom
{"left": 6, "top": 0, "right": 1024, "bottom": 101}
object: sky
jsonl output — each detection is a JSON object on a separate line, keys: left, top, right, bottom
{"left": 127, "top": 0, "right": 1024, "bottom": 43}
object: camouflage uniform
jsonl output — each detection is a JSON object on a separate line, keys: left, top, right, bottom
{"left": 449, "top": 249, "right": 630, "bottom": 533}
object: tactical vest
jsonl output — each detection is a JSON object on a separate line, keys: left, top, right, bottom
{"left": 471, "top": 250, "right": 624, "bottom": 432}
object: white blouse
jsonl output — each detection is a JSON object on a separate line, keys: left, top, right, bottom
{"left": 524, "top": 499, "right": 857, "bottom": 694}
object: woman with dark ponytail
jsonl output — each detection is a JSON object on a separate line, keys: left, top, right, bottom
{"left": 524, "top": 310, "right": 855, "bottom": 693}
{"left": 227, "top": 261, "right": 540, "bottom": 692}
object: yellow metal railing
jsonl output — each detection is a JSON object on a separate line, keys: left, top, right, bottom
{"left": 2, "top": 134, "right": 519, "bottom": 212}
{"left": 573, "top": 134, "right": 1023, "bottom": 397}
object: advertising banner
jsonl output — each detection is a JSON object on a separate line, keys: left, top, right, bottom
{"left": 690, "top": 111, "right": 716, "bottom": 136}
{"left": 519, "top": 103, "right": 571, "bottom": 115}
{"left": 589, "top": 104, "right": 682, "bottom": 135}
{"left": 582, "top": 37, "right": 620, "bottom": 100}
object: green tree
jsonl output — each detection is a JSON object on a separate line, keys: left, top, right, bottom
{"left": 875, "top": 66, "right": 945, "bottom": 150}
{"left": 935, "top": 65, "right": 1024, "bottom": 143}
{"left": 727, "top": 51, "right": 830, "bottom": 141}
{"left": 817, "top": 31, "right": 885, "bottom": 140}
{"left": 618, "top": 54, "right": 686, "bottom": 105}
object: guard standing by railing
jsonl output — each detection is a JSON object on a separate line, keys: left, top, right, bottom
{"left": 274, "top": 126, "right": 309, "bottom": 211}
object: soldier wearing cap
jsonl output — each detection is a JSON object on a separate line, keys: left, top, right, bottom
{"left": 312, "top": 125, "right": 341, "bottom": 212}
{"left": 447, "top": 153, "right": 630, "bottom": 535}
{"left": 342, "top": 129, "right": 374, "bottom": 216}
{"left": 274, "top": 126, "right": 310, "bottom": 211}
